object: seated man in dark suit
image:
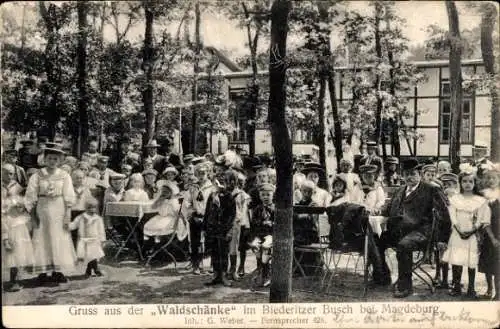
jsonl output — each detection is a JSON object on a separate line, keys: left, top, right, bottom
{"left": 371, "top": 158, "right": 451, "bottom": 298}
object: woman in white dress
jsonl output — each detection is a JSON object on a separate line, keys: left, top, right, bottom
{"left": 24, "top": 144, "right": 76, "bottom": 286}
{"left": 442, "top": 171, "right": 491, "bottom": 298}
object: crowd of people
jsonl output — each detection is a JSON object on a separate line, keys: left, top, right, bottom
{"left": 1, "top": 134, "right": 499, "bottom": 301}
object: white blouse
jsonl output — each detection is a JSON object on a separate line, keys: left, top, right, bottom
{"left": 24, "top": 168, "right": 75, "bottom": 212}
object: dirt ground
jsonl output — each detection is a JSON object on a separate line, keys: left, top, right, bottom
{"left": 2, "top": 245, "right": 494, "bottom": 306}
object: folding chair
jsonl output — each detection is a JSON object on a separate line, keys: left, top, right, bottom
{"left": 144, "top": 199, "right": 190, "bottom": 271}
{"left": 407, "top": 209, "right": 440, "bottom": 293}
{"left": 292, "top": 207, "right": 331, "bottom": 292}
{"left": 322, "top": 206, "right": 371, "bottom": 298}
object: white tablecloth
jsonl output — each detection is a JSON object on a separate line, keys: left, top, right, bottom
{"left": 369, "top": 216, "right": 388, "bottom": 237}
{"left": 104, "top": 201, "right": 156, "bottom": 218}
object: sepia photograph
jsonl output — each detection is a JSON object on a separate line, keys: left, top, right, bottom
{"left": 1, "top": 0, "right": 499, "bottom": 327}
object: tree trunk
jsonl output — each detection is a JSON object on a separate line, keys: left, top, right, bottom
{"left": 327, "top": 72, "right": 343, "bottom": 172}
{"left": 39, "top": 2, "right": 61, "bottom": 140}
{"left": 480, "top": 3, "right": 499, "bottom": 162}
{"left": 446, "top": 1, "right": 463, "bottom": 173}
{"left": 315, "top": 76, "right": 328, "bottom": 189}
{"left": 243, "top": 2, "right": 260, "bottom": 157}
{"left": 190, "top": 1, "right": 201, "bottom": 154}
{"left": 247, "top": 81, "right": 259, "bottom": 157}
{"left": 373, "top": 2, "right": 383, "bottom": 143}
{"left": 76, "top": 1, "right": 89, "bottom": 158}
{"left": 268, "top": 0, "right": 293, "bottom": 303}
{"left": 317, "top": 0, "right": 342, "bottom": 178}
{"left": 142, "top": 1, "right": 155, "bottom": 150}
{"left": 385, "top": 8, "right": 401, "bottom": 159}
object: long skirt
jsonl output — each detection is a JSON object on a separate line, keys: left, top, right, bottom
{"left": 32, "top": 196, "right": 77, "bottom": 273}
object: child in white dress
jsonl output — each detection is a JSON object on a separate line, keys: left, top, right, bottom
{"left": 123, "top": 173, "right": 149, "bottom": 202}
{"left": 442, "top": 171, "right": 491, "bottom": 298}
{"left": 2, "top": 167, "right": 35, "bottom": 291}
{"left": 69, "top": 198, "right": 106, "bottom": 278}
{"left": 143, "top": 181, "right": 185, "bottom": 247}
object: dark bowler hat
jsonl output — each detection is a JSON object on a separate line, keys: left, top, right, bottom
{"left": 440, "top": 173, "right": 458, "bottom": 184}
{"left": 359, "top": 164, "right": 378, "bottom": 174}
{"left": 20, "top": 140, "right": 35, "bottom": 147}
{"left": 385, "top": 157, "right": 399, "bottom": 165}
{"left": 366, "top": 141, "right": 378, "bottom": 148}
{"left": 401, "top": 158, "right": 420, "bottom": 172}
{"left": 301, "top": 162, "right": 325, "bottom": 175}
{"left": 44, "top": 144, "right": 65, "bottom": 156}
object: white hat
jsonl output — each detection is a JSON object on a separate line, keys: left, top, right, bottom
{"left": 145, "top": 140, "right": 161, "bottom": 148}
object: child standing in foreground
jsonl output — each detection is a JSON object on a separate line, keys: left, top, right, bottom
{"left": 69, "top": 198, "right": 106, "bottom": 278}
{"left": 249, "top": 183, "right": 275, "bottom": 287}
{"left": 442, "top": 171, "right": 491, "bottom": 298}
{"left": 2, "top": 166, "right": 35, "bottom": 291}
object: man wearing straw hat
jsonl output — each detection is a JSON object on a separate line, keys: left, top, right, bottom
{"left": 143, "top": 139, "right": 166, "bottom": 174}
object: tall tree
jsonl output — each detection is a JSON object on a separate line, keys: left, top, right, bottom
{"left": 317, "top": 0, "right": 343, "bottom": 172}
{"left": 38, "top": 2, "right": 72, "bottom": 139}
{"left": 190, "top": 0, "right": 202, "bottom": 154}
{"left": 446, "top": 1, "right": 463, "bottom": 172}
{"left": 142, "top": 0, "right": 155, "bottom": 147}
{"left": 373, "top": 1, "right": 385, "bottom": 155}
{"left": 479, "top": 2, "right": 499, "bottom": 162}
{"left": 241, "top": 1, "right": 268, "bottom": 156}
{"left": 76, "top": 1, "right": 89, "bottom": 157}
{"left": 268, "top": 0, "right": 293, "bottom": 303}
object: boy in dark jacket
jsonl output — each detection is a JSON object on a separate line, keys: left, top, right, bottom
{"left": 249, "top": 183, "right": 275, "bottom": 287}
{"left": 203, "top": 169, "right": 237, "bottom": 287}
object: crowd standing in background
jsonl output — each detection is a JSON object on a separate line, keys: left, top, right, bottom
{"left": 1, "top": 134, "right": 499, "bottom": 300}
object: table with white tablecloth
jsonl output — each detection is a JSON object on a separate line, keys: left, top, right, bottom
{"left": 104, "top": 201, "right": 158, "bottom": 261}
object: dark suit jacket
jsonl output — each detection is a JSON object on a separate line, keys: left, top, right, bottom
{"left": 382, "top": 182, "right": 451, "bottom": 243}
{"left": 203, "top": 190, "right": 236, "bottom": 241}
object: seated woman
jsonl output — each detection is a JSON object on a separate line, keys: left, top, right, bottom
{"left": 143, "top": 181, "right": 186, "bottom": 255}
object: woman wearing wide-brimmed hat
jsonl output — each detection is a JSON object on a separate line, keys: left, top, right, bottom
{"left": 24, "top": 144, "right": 77, "bottom": 286}
{"left": 301, "top": 162, "right": 331, "bottom": 207}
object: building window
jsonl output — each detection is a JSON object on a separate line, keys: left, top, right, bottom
{"left": 440, "top": 99, "right": 473, "bottom": 144}
{"left": 229, "top": 93, "right": 248, "bottom": 143}
{"left": 293, "top": 129, "right": 314, "bottom": 143}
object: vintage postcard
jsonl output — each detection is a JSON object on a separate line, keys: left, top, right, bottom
{"left": 1, "top": 0, "right": 499, "bottom": 328}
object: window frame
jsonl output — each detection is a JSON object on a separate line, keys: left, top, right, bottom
{"left": 439, "top": 98, "right": 474, "bottom": 144}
